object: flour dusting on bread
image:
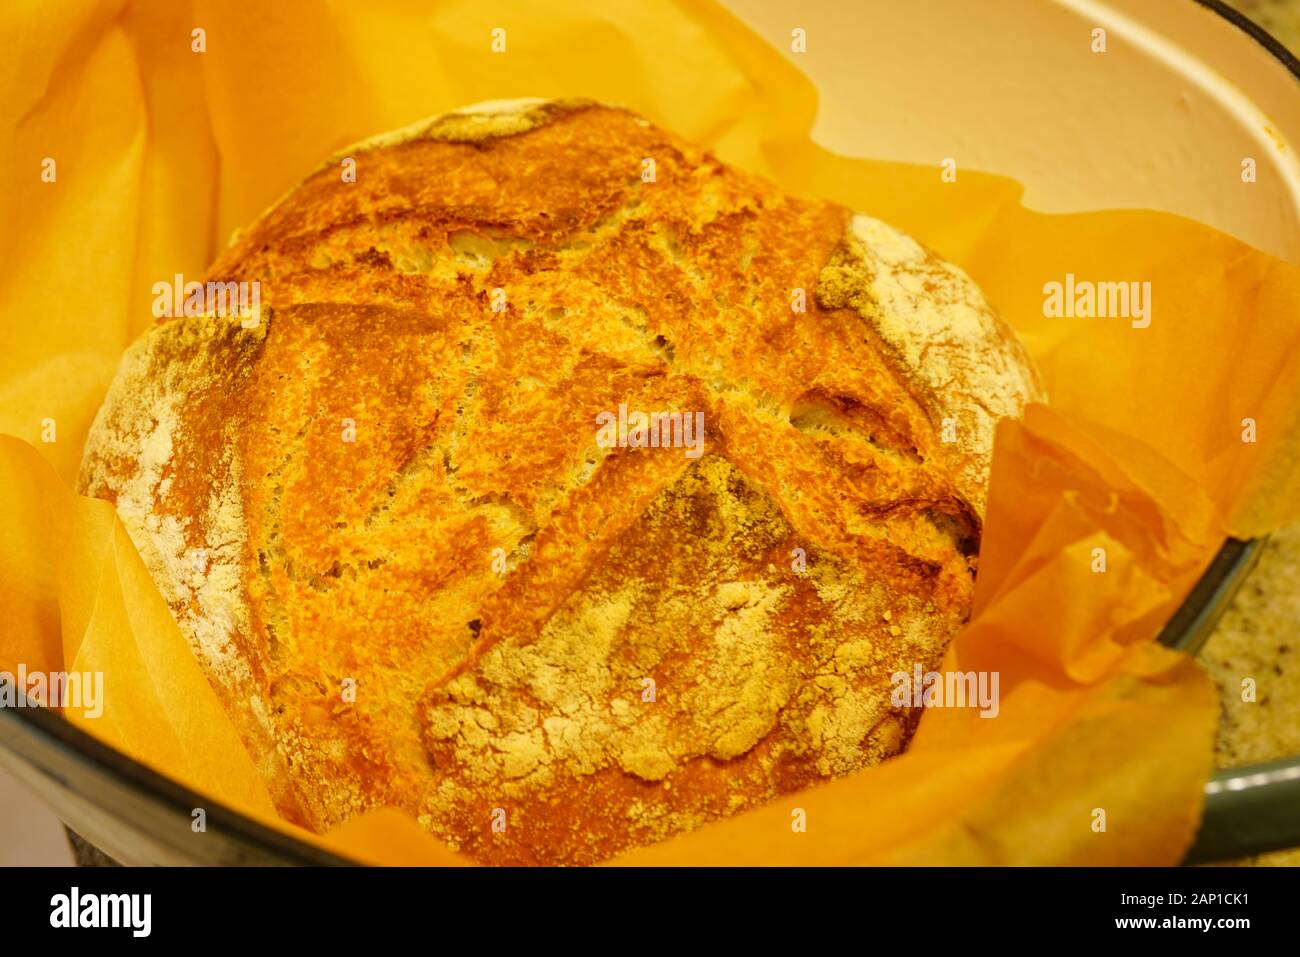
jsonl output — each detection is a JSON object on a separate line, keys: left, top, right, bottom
{"left": 817, "top": 214, "right": 1044, "bottom": 514}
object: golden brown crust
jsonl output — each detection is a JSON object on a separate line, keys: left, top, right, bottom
{"left": 79, "top": 99, "right": 1040, "bottom": 864}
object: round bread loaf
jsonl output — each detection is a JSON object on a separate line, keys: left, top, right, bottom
{"left": 79, "top": 98, "right": 1044, "bottom": 864}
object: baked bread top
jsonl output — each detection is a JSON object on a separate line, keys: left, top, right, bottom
{"left": 79, "top": 98, "right": 1043, "bottom": 864}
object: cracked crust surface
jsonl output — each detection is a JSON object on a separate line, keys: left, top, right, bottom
{"left": 79, "top": 99, "right": 1043, "bottom": 864}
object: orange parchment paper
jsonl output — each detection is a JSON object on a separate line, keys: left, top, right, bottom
{"left": 2, "top": 0, "right": 1299, "bottom": 866}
